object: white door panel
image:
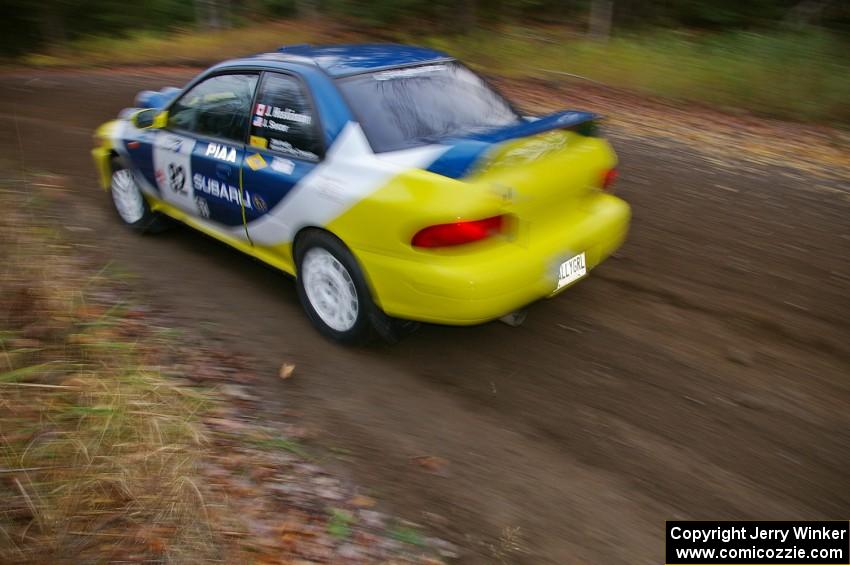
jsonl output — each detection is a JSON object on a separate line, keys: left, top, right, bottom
{"left": 153, "top": 132, "right": 199, "bottom": 216}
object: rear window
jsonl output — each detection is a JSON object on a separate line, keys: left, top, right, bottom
{"left": 337, "top": 62, "right": 519, "bottom": 153}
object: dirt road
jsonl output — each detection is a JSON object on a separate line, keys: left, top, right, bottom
{"left": 1, "top": 69, "right": 848, "bottom": 564}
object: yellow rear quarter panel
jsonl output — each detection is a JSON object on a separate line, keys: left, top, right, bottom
{"left": 329, "top": 133, "right": 631, "bottom": 324}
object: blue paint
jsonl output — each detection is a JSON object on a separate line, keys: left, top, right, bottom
{"left": 241, "top": 150, "right": 316, "bottom": 224}
{"left": 276, "top": 44, "right": 452, "bottom": 77}
{"left": 462, "top": 111, "right": 598, "bottom": 143}
{"left": 425, "top": 140, "right": 492, "bottom": 179}
{"left": 134, "top": 87, "right": 181, "bottom": 109}
{"left": 289, "top": 64, "right": 355, "bottom": 146}
{"left": 123, "top": 130, "right": 158, "bottom": 190}
{"left": 190, "top": 140, "right": 248, "bottom": 227}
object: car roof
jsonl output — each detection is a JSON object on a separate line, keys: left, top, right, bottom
{"left": 256, "top": 43, "right": 453, "bottom": 78}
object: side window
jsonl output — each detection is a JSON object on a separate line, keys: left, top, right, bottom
{"left": 168, "top": 73, "right": 258, "bottom": 142}
{"left": 250, "top": 73, "right": 322, "bottom": 161}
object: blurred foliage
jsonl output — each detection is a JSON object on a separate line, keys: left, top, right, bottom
{"left": 0, "top": 0, "right": 195, "bottom": 56}
{"left": 2, "top": 0, "right": 848, "bottom": 124}
{"left": 16, "top": 16, "right": 848, "bottom": 124}
{"left": 433, "top": 27, "right": 850, "bottom": 122}
{"left": 2, "top": 0, "right": 849, "bottom": 56}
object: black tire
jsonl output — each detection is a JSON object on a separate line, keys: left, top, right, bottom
{"left": 109, "top": 159, "right": 170, "bottom": 234}
{"left": 295, "top": 230, "right": 384, "bottom": 345}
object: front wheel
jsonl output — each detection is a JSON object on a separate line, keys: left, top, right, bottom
{"left": 295, "top": 231, "right": 376, "bottom": 344}
{"left": 109, "top": 160, "right": 169, "bottom": 233}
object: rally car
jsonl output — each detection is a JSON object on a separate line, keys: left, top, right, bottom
{"left": 92, "top": 44, "right": 630, "bottom": 343}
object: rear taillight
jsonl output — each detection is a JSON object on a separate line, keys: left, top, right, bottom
{"left": 412, "top": 215, "right": 505, "bottom": 248}
{"left": 602, "top": 168, "right": 618, "bottom": 191}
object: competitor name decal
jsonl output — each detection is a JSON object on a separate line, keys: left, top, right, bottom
{"left": 205, "top": 142, "right": 237, "bottom": 163}
{"left": 255, "top": 103, "right": 311, "bottom": 125}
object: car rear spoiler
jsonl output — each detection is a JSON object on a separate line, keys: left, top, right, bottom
{"left": 425, "top": 110, "right": 601, "bottom": 179}
{"left": 465, "top": 111, "right": 600, "bottom": 143}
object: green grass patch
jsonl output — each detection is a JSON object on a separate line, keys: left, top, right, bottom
{"left": 327, "top": 508, "right": 355, "bottom": 539}
{"left": 248, "top": 436, "right": 308, "bottom": 458}
{"left": 0, "top": 362, "right": 56, "bottom": 383}
{"left": 389, "top": 524, "right": 426, "bottom": 546}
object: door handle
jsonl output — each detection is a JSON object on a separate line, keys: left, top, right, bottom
{"left": 216, "top": 163, "right": 232, "bottom": 179}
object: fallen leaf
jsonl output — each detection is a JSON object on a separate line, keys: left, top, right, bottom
{"left": 350, "top": 494, "right": 376, "bottom": 508}
{"left": 279, "top": 363, "right": 296, "bottom": 379}
{"left": 411, "top": 455, "right": 448, "bottom": 474}
{"left": 148, "top": 537, "right": 167, "bottom": 554}
{"left": 74, "top": 305, "right": 105, "bottom": 320}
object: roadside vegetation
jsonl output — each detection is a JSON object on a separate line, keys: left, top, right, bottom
{"left": 438, "top": 27, "right": 849, "bottom": 123}
{"left": 0, "top": 176, "right": 454, "bottom": 562}
{"left": 9, "top": 18, "right": 849, "bottom": 125}
{"left": 0, "top": 178, "right": 215, "bottom": 560}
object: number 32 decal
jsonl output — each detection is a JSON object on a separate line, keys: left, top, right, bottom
{"left": 168, "top": 163, "right": 186, "bottom": 193}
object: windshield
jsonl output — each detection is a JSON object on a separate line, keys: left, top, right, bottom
{"left": 337, "top": 62, "right": 520, "bottom": 153}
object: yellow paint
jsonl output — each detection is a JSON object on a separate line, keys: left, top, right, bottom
{"left": 245, "top": 153, "right": 268, "bottom": 171}
{"left": 90, "top": 113, "right": 166, "bottom": 189}
{"left": 153, "top": 110, "right": 168, "bottom": 128}
{"left": 91, "top": 120, "right": 120, "bottom": 189}
{"left": 148, "top": 198, "right": 297, "bottom": 275}
{"left": 249, "top": 135, "right": 268, "bottom": 149}
{"left": 327, "top": 131, "right": 630, "bottom": 323}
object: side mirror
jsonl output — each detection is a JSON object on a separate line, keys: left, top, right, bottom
{"left": 131, "top": 108, "right": 161, "bottom": 129}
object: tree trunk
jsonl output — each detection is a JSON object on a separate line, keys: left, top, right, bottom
{"left": 295, "top": 0, "right": 318, "bottom": 19}
{"left": 784, "top": 0, "right": 830, "bottom": 27}
{"left": 588, "top": 0, "right": 613, "bottom": 42}
{"left": 220, "top": 0, "right": 231, "bottom": 29}
{"left": 208, "top": 0, "right": 221, "bottom": 30}
{"left": 38, "top": 1, "right": 66, "bottom": 50}
{"left": 461, "top": 0, "right": 478, "bottom": 32}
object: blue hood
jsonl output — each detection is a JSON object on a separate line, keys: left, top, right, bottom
{"left": 426, "top": 111, "right": 598, "bottom": 179}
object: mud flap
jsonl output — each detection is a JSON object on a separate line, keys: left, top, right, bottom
{"left": 370, "top": 310, "right": 421, "bottom": 344}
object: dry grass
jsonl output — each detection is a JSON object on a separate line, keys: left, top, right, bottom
{"left": 0, "top": 175, "right": 456, "bottom": 564}
{"left": 0, "top": 180, "right": 220, "bottom": 562}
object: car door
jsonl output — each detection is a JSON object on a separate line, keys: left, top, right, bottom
{"left": 240, "top": 72, "right": 324, "bottom": 234}
{"left": 154, "top": 72, "right": 259, "bottom": 229}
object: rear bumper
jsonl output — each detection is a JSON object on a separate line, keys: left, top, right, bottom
{"left": 358, "top": 193, "right": 631, "bottom": 325}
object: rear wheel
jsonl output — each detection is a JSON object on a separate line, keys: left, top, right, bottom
{"left": 109, "top": 160, "right": 169, "bottom": 233}
{"left": 295, "top": 231, "right": 375, "bottom": 344}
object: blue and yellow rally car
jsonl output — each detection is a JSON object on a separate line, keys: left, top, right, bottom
{"left": 92, "top": 44, "right": 630, "bottom": 343}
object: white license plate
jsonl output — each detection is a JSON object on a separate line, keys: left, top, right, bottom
{"left": 556, "top": 252, "right": 587, "bottom": 290}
